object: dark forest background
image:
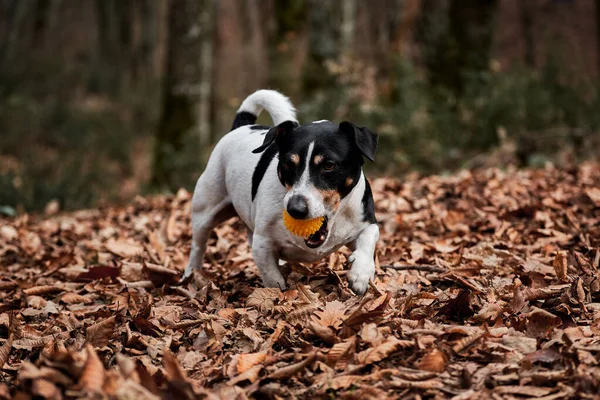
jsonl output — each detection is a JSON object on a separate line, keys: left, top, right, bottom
{"left": 1, "top": 0, "right": 600, "bottom": 213}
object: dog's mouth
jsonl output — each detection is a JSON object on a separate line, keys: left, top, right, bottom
{"left": 305, "top": 216, "right": 328, "bottom": 248}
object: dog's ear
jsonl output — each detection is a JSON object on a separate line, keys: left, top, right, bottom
{"left": 339, "top": 121, "right": 378, "bottom": 162}
{"left": 252, "top": 120, "right": 296, "bottom": 153}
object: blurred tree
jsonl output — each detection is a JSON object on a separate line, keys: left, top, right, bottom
{"left": 597, "top": 0, "right": 600, "bottom": 76}
{"left": 268, "top": 0, "right": 308, "bottom": 99}
{"left": 302, "top": 0, "right": 339, "bottom": 95}
{"left": 152, "top": 0, "right": 214, "bottom": 190}
{"left": 0, "top": 0, "right": 31, "bottom": 67}
{"left": 520, "top": 0, "right": 535, "bottom": 68}
{"left": 419, "top": 0, "right": 498, "bottom": 98}
{"left": 340, "top": 0, "right": 357, "bottom": 56}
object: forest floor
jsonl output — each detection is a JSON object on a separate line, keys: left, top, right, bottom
{"left": 1, "top": 164, "right": 600, "bottom": 399}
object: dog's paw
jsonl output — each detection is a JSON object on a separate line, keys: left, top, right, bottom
{"left": 347, "top": 252, "right": 375, "bottom": 295}
{"left": 261, "top": 275, "right": 288, "bottom": 291}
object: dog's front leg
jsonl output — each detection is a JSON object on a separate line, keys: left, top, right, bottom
{"left": 251, "top": 235, "right": 287, "bottom": 290}
{"left": 347, "top": 224, "right": 379, "bottom": 295}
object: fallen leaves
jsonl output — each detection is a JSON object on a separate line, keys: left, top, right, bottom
{"left": 86, "top": 315, "right": 117, "bottom": 348}
{"left": 313, "top": 300, "right": 346, "bottom": 329}
{"left": 79, "top": 344, "right": 105, "bottom": 392}
{"left": 1, "top": 163, "right": 600, "bottom": 398}
{"left": 417, "top": 348, "right": 447, "bottom": 372}
{"left": 246, "top": 287, "right": 281, "bottom": 311}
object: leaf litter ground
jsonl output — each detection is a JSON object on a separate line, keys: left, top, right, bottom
{"left": 1, "top": 164, "right": 600, "bottom": 399}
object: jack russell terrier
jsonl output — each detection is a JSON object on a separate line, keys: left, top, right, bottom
{"left": 183, "top": 90, "right": 379, "bottom": 294}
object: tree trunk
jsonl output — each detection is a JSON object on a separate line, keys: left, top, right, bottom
{"left": 393, "top": 0, "right": 421, "bottom": 56}
{"left": 596, "top": 0, "right": 600, "bottom": 77}
{"left": 197, "top": 0, "right": 215, "bottom": 148}
{"left": 302, "top": 0, "right": 339, "bottom": 96}
{"left": 0, "top": 0, "right": 32, "bottom": 67}
{"left": 268, "top": 0, "right": 308, "bottom": 99}
{"left": 520, "top": 0, "right": 535, "bottom": 68}
{"left": 420, "top": 0, "right": 499, "bottom": 97}
{"left": 340, "top": 0, "right": 356, "bottom": 56}
{"left": 151, "top": 0, "right": 210, "bottom": 190}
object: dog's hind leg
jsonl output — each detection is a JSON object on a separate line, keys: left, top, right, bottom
{"left": 183, "top": 198, "right": 236, "bottom": 280}
{"left": 182, "top": 171, "right": 237, "bottom": 280}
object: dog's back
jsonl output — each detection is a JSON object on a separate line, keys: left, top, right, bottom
{"left": 190, "top": 91, "right": 296, "bottom": 232}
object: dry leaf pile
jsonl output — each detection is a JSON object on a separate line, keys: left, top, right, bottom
{"left": 1, "top": 163, "right": 600, "bottom": 399}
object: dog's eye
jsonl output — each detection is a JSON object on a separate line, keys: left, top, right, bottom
{"left": 322, "top": 161, "right": 336, "bottom": 171}
{"left": 283, "top": 160, "right": 295, "bottom": 170}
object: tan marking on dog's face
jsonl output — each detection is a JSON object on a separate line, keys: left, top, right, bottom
{"left": 313, "top": 154, "right": 324, "bottom": 165}
{"left": 319, "top": 189, "right": 341, "bottom": 211}
{"left": 289, "top": 154, "right": 300, "bottom": 165}
{"left": 345, "top": 177, "right": 354, "bottom": 187}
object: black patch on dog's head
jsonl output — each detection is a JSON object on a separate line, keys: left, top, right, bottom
{"left": 276, "top": 121, "right": 379, "bottom": 200}
{"left": 252, "top": 121, "right": 297, "bottom": 153}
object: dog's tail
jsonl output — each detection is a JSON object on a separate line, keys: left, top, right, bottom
{"left": 231, "top": 90, "right": 297, "bottom": 130}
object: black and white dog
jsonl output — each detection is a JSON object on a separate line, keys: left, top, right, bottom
{"left": 183, "top": 90, "right": 379, "bottom": 294}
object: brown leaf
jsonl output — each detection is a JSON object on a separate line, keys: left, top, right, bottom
{"left": 237, "top": 352, "right": 267, "bottom": 374}
{"left": 416, "top": 348, "right": 447, "bottom": 372}
{"left": 388, "top": 377, "right": 443, "bottom": 389}
{"left": 79, "top": 344, "right": 105, "bottom": 392}
{"left": 313, "top": 300, "right": 346, "bottom": 329}
{"left": 553, "top": 252, "right": 568, "bottom": 282}
{"left": 105, "top": 239, "right": 144, "bottom": 258}
{"left": 143, "top": 262, "right": 178, "bottom": 285}
{"left": 59, "top": 292, "right": 93, "bottom": 305}
{"left": 247, "top": 287, "right": 281, "bottom": 311}
{"left": 584, "top": 187, "right": 600, "bottom": 207}
{"left": 308, "top": 322, "right": 337, "bottom": 345}
{"left": 163, "top": 350, "right": 195, "bottom": 398}
{"left": 228, "top": 364, "right": 262, "bottom": 385}
{"left": 433, "top": 238, "right": 459, "bottom": 253}
{"left": 23, "top": 285, "right": 64, "bottom": 296}
{"left": 287, "top": 303, "right": 318, "bottom": 325}
{"left": 148, "top": 231, "right": 167, "bottom": 262}
{"left": 76, "top": 266, "right": 120, "bottom": 282}
{"left": 326, "top": 336, "right": 356, "bottom": 368}
{"left": 0, "top": 332, "right": 12, "bottom": 370}
{"left": 452, "top": 330, "right": 485, "bottom": 354}
{"left": 524, "top": 347, "right": 562, "bottom": 364}
{"left": 494, "top": 385, "right": 554, "bottom": 397}
{"left": 31, "top": 379, "right": 61, "bottom": 399}
{"left": 328, "top": 375, "right": 362, "bottom": 390}
{"left": 86, "top": 316, "right": 116, "bottom": 348}
{"left": 163, "top": 350, "right": 187, "bottom": 382}
{"left": 358, "top": 336, "right": 405, "bottom": 365}
{"left": 524, "top": 308, "right": 562, "bottom": 339}
{"left": 267, "top": 352, "right": 316, "bottom": 379}
{"left": 343, "top": 292, "right": 392, "bottom": 329}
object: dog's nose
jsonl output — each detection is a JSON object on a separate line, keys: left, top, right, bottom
{"left": 287, "top": 195, "right": 309, "bottom": 219}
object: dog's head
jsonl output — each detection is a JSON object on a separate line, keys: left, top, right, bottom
{"left": 253, "top": 120, "right": 378, "bottom": 247}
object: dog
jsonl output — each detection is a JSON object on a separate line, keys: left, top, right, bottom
{"left": 183, "top": 90, "right": 379, "bottom": 294}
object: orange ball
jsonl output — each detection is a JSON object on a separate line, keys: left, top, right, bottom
{"left": 282, "top": 210, "right": 324, "bottom": 238}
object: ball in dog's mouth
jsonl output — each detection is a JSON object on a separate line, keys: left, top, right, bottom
{"left": 305, "top": 216, "right": 328, "bottom": 248}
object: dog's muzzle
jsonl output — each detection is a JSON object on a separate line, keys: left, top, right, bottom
{"left": 305, "top": 216, "right": 328, "bottom": 248}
